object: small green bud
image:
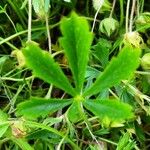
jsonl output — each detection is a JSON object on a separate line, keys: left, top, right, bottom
{"left": 141, "top": 53, "right": 150, "bottom": 70}
{"left": 32, "top": 0, "right": 50, "bottom": 20}
{"left": 123, "top": 32, "right": 143, "bottom": 48}
{"left": 92, "top": 0, "right": 111, "bottom": 12}
{"left": 135, "top": 12, "right": 150, "bottom": 32}
{"left": 99, "top": 18, "right": 119, "bottom": 37}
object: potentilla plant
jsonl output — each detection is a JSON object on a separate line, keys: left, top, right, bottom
{"left": 0, "top": 12, "right": 141, "bottom": 149}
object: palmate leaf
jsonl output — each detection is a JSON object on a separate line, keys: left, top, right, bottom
{"left": 84, "top": 45, "right": 141, "bottom": 96}
{"left": 23, "top": 43, "right": 76, "bottom": 96}
{"left": 59, "top": 12, "right": 93, "bottom": 93}
{"left": 16, "top": 97, "right": 73, "bottom": 119}
{"left": 83, "top": 99, "right": 134, "bottom": 123}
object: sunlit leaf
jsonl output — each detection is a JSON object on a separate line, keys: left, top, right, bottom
{"left": 84, "top": 45, "right": 141, "bottom": 96}
{"left": 83, "top": 99, "right": 134, "bottom": 123}
{"left": 93, "top": 38, "right": 111, "bottom": 67}
{"left": 23, "top": 42, "right": 76, "bottom": 96}
{"left": 16, "top": 97, "right": 73, "bottom": 119}
{"left": 60, "top": 12, "right": 93, "bottom": 93}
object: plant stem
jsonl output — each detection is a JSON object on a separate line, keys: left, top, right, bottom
{"left": 91, "top": 0, "right": 104, "bottom": 32}
{"left": 98, "top": 137, "right": 117, "bottom": 145}
{"left": 135, "top": 71, "right": 150, "bottom": 75}
{"left": 109, "top": 89, "right": 119, "bottom": 99}
{"left": 0, "top": 37, "right": 19, "bottom": 50}
{"left": 129, "top": 0, "right": 136, "bottom": 32}
{"left": 0, "top": 76, "right": 33, "bottom": 82}
{"left": 126, "top": 0, "right": 130, "bottom": 33}
{"left": 45, "top": 14, "right": 52, "bottom": 53}
{"left": 27, "top": 0, "right": 32, "bottom": 42}
{"left": 109, "top": 0, "right": 116, "bottom": 18}
{"left": 5, "top": 12, "right": 18, "bottom": 34}
{"left": 80, "top": 103, "right": 102, "bottom": 149}
{"left": 137, "top": 0, "right": 140, "bottom": 17}
{"left": 119, "top": 0, "right": 124, "bottom": 26}
{"left": 140, "top": 0, "right": 144, "bottom": 13}
{"left": 7, "top": 0, "right": 26, "bottom": 27}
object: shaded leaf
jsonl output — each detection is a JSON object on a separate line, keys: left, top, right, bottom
{"left": 134, "top": 122, "right": 145, "bottom": 142}
{"left": 84, "top": 66, "right": 99, "bottom": 91}
{"left": 67, "top": 101, "right": 83, "bottom": 123}
{"left": 117, "top": 132, "right": 135, "bottom": 150}
{"left": 93, "top": 38, "right": 111, "bottom": 67}
{"left": 23, "top": 42, "right": 76, "bottom": 96}
{"left": 27, "top": 129, "right": 60, "bottom": 140}
{"left": 0, "top": 110, "right": 8, "bottom": 122}
{"left": 0, "top": 56, "right": 14, "bottom": 75}
{"left": 85, "top": 66, "right": 99, "bottom": 79}
{"left": 84, "top": 45, "right": 141, "bottom": 96}
{"left": 60, "top": 12, "right": 93, "bottom": 93}
{"left": 83, "top": 99, "right": 134, "bottom": 123}
{"left": 16, "top": 97, "right": 73, "bottom": 119}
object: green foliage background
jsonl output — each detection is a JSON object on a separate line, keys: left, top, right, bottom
{"left": 0, "top": 0, "right": 150, "bottom": 150}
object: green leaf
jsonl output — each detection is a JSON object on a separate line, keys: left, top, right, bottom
{"left": 117, "top": 132, "right": 135, "bottom": 150}
{"left": 0, "top": 110, "right": 8, "bottom": 122}
{"left": 0, "top": 56, "right": 14, "bottom": 75}
{"left": 11, "top": 138, "right": 34, "bottom": 150}
{"left": 16, "top": 97, "right": 73, "bottom": 119}
{"left": 93, "top": 38, "right": 111, "bottom": 68}
{"left": 67, "top": 101, "right": 83, "bottom": 123}
{"left": 25, "top": 121, "right": 80, "bottom": 150}
{"left": 23, "top": 42, "right": 76, "bottom": 96}
{"left": 84, "top": 45, "right": 141, "bottom": 96}
{"left": 27, "top": 129, "right": 61, "bottom": 140}
{"left": 59, "top": 12, "right": 93, "bottom": 93}
{"left": 0, "top": 110, "right": 9, "bottom": 138}
{"left": 0, "top": 123, "right": 9, "bottom": 138}
{"left": 83, "top": 99, "right": 134, "bottom": 123}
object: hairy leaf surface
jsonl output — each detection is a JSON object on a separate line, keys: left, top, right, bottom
{"left": 84, "top": 45, "right": 141, "bottom": 96}
{"left": 83, "top": 99, "right": 134, "bottom": 122}
{"left": 0, "top": 110, "right": 9, "bottom": 138}
{"left": 17, "top": 97, "right": 73, "bottom": 119}
{"left": 23, "top": 43, "right": 76, "bottom": 96}
{"left": 60, "top": 12, "right": 93, "bottom": 93}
